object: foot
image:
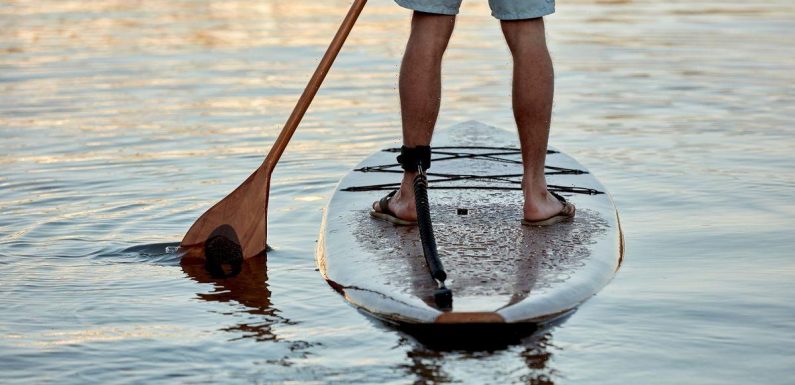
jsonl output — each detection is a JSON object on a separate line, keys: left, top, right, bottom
{"left": 370, "top": 174, "right": 418, "bottom": 224}
{"left": 522, "top": 190, "right": 575, "bottom": 226}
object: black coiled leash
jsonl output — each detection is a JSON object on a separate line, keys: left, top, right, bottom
{"left": 400, "top": 146, "right": 453, "bottom": 310}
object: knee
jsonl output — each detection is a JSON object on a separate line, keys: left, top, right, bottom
{"left": 501, "top": 18, "right": 547, "bottom": 55}
{"left": 409, "top": 12, "right": 456, "bottom": 56}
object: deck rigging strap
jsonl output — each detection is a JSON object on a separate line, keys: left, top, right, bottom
{"left": 342, "top": 146, "right": 604, "bottom": 195}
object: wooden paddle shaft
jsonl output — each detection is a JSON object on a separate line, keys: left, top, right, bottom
{"left": 262, "top": 0, "right": 367, "bottom": 172}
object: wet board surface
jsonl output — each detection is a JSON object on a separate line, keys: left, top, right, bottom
{"left": 317, "top": 121, "right": 623, "bottom": 325}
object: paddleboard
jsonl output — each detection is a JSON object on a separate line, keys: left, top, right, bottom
{"left": 317, "top": 121, "right": 623, "bottom": 326}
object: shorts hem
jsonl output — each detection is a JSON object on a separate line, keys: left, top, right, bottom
{"left": 492, "top": 5, "right": 555, "bottom": 20}
{"left": 394, "top": 0, "right": 460, "bottom": 16}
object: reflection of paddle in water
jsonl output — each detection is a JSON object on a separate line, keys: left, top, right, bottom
{"left": 181, "top": 255, "right": 287, "bottom": 342}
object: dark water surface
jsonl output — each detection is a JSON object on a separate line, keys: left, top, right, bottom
{"left": 1, "top": 1, "right": 793, "bottom": 384}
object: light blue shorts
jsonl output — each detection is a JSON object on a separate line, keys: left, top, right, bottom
{"left": 395, "top": 0, "right": 555, "bottom": 20}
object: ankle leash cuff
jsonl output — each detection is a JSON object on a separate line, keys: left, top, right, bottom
{"left": 396, "top": 145, "right": 431, "bottom": 172}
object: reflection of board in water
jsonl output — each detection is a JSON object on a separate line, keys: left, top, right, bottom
{"left": 317, "top": 121, "right": 624, "bottom": 326}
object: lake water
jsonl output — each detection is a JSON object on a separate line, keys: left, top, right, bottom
{"left": 1, "top": 0, "right": 793, "bottom": 384}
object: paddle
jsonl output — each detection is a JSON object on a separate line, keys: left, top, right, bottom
{"left": 180, "top": 0, "right": 368, "bottom": 265}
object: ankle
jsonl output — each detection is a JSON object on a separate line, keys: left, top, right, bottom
{"left": 400, "top": 172, "right": 418, "bottom": 191}
{"left": 522, "top": 182, "right": 549, "bottom": 199}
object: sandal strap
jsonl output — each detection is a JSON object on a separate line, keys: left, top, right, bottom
{"left": 550, "top": 190, "right": 575, "bottom": 216}
{"left": 550, "top": 191, "right": 567, "bottom": 204}
{"left": 378, "top": 189, "right": 398, "bottom": 214}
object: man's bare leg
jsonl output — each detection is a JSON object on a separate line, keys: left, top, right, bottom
{"left": 501, "top": 18, "right": 572, "bottom": 221}
{"left": 372, "top": 11, "right": 456, "bottom": 221}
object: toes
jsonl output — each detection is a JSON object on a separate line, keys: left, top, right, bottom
{"left": 563, "top": 202, "right": 576, "bottom": 217}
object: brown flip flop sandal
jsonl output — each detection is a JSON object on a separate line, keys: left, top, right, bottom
{"left": 369, "top": 190, "right": 418, "bottom": 226}
{"left": 521, "top": 191, "right": 576, "bottom": 226}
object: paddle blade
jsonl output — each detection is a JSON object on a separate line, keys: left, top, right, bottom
{"left": 180, "top": 165, "right": 270, "bottom": 265}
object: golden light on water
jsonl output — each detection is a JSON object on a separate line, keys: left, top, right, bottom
{"left": 6, "top": 325, "right": 191, "bottom": 349}
{"left": 2, "top": 0, "right": 794, "bottom": 383}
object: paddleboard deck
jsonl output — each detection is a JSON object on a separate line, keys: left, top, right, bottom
{"left": 317, "top": 121, "right": 623, "bottom": 325}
